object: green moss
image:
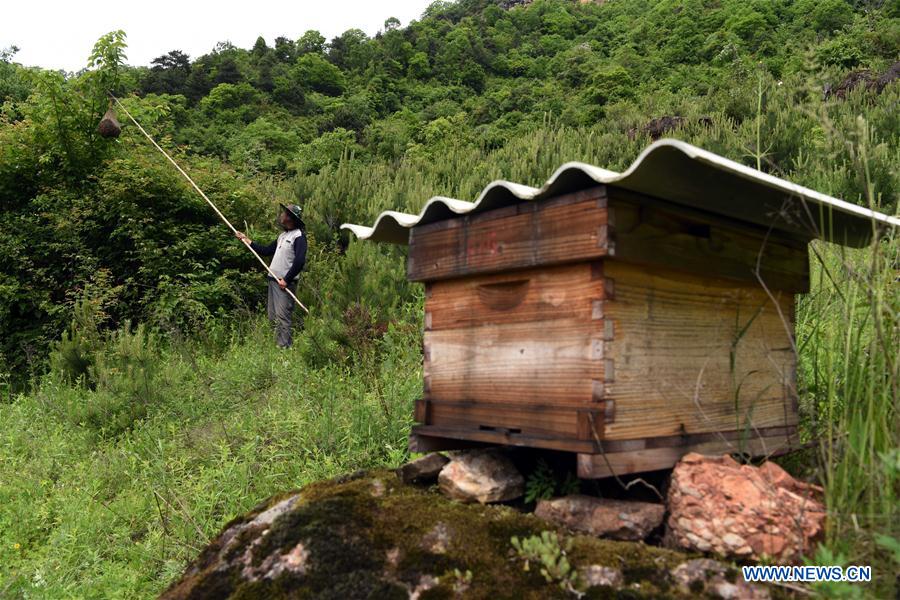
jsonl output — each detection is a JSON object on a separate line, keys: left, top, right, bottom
{"left": 621, "top": 564, "right": 671, "bottom": 591}
{"left": 567, "top": 534, "right": 683, "bottom": 597}
{"left": 163, "top": 470, "right": 708, "bottom": 599}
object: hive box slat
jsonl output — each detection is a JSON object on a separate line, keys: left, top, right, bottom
{"left": 410, "top": 425, "right": 594, "bottom": 454}
{"left": 408, "top": 424, "right": 798, "bottom": 460}
{"left": 408, "top": 188, "right": 608, "bottom": 281}
{"left": 418, "top": 400, "right": 592, "bottom": 440}
{"left": 425, "top": 263, "right": 602, "bottom": 330}
{"left": 425, "top": 318, "right": 602, "bottom": 406}
{"left": 607, "top": 189, "right": 810, "bottom": 293}
{"left": 602, "top": 261, "right": 798, "bottom": 441}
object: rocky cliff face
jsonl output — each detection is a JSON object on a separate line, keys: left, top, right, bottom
{"left": 161, "top": 469, "right": 745, "bottom": 599}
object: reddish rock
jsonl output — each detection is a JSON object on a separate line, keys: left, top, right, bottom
{"left": 666, "top": 453, "right": 825, "bottom": 563}
{"left": 397, "top": 452, "right": 450, "bottom": 484}
{"left": 438, "top": 450, "right": 524, "bottom": 504}
{"left": 535, "top": 494, "right": 665, "bottom": 541}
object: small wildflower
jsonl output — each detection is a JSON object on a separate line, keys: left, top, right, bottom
{"left": 13, "top": 543, "right": 20, "bottom": 550}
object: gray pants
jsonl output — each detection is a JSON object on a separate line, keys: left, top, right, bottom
{"left": 267, "top": 278, "right": 298, "bottom": 348}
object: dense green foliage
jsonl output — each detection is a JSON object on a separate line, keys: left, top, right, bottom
{"left": 0, "top": 0, "right": 898, "bottom": 596}
{"left": 2, "top": 0, "right": 899, "bottom": 380}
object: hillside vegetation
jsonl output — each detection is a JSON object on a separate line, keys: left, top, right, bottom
{"left": 0, "top": 0, "right": 898, "bottom": 596}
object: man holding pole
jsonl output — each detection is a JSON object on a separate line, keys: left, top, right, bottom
{"left": 235, "top": 204, "right": 307, "bottom": 348}
{"left": 104, "top": 96, "right": 310, "bottom": 329}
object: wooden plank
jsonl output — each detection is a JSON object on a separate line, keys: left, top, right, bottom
{"left": 423, "top": 400, "right": 582, "bottom": 438}
{"left": 408, "top": 187, "right": 608, "bottom": 281}
{"left": 595, "top": 425, "right": 796, "bottom": 452}
{"left": 425, "top": 318, "right": 603, "bottom": 406}
{"left": 409, "top": 424, "right": 796, "bottom": 459}
{"left": 425, "top": 263, "right": 602, "bottom": 330}
{"left": 607, "top": 188, "right": 810, "bottom": 293}
{"left": 601, "top": 261, "right": 798, "bottom": 441}
{"left": 411, "top": 425, "right": 598, "bottom": 454}
{"left": 418, "top": 401, "right": 603, "bottom": 443}
{"left": 577, "top": 429, "right": 799, "bottom": 478}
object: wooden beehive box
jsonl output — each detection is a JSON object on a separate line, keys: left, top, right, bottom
{"left": 343, "top": 140, "right": 898, "bottom": 478}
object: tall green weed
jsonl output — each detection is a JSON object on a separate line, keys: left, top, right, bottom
{"left": 0, "top": 313, "right": 420, "bottom": 597}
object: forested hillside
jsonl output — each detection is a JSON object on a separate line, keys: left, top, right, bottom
{"left": 1, "top": 0, "right": 898, "bottom": 596}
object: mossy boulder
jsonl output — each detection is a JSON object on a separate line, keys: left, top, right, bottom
{"left": 160, "top": 469, "right": 776, "bottom": 599}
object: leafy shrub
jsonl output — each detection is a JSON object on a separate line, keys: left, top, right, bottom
{"left": 294, "top": 128, "right": 362, "bottom": 175}
{"left": 226, "top": 117, "right": 304, "bottom": 173}
{"left": 48, "top": 317, "right": 160, "bottom": 436}
{"left": 298, "top": 240, "right": 413, "bottom": 368}
{"left": 524, "top": 460, "right": 556, "bottom": 503}
{"left": 725, "top": 8, "right": 770, "bottom": 45}
{"left": 79, "top": 323, "right": 160, "bottom": 435}
{"left": 407, "top": 52, "right": 430, "bottom": 79}
{"left": 816, "top": 35, "right": 865, "bottom": 68}
{"left": 50, "top": 300, "right": 104, "bottom": 386}
{"left": 586, "top": 66, "right": 634, "bottom": 107}
{"left": 363, "top": 111, "right": 417, "bottom": 160}
{"left": 795, "top": 0, "right": 854, "bottom": 33}
{"left": 524, "top": 459, "right": 581, "bottom": 503}
{"left": 200, "top": 82, "right": 261, "bottom": 121}
{"left": 293, "top": 54, "right": 345, "bottom": 96}
{"left": 0, "top": 46, "right": 32, "bottom": 106}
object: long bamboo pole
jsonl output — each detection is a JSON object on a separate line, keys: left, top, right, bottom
{"left": 110, "top": 94, "right": 309, "bottom": 314}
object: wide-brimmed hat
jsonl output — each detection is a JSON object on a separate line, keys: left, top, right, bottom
{"left": 279, "top": 203, "right": 305, "bottom": 227}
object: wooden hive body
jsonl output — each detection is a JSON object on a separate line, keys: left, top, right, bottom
{"left": 408, "top": 185, "right": 807, "bottom": 478}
